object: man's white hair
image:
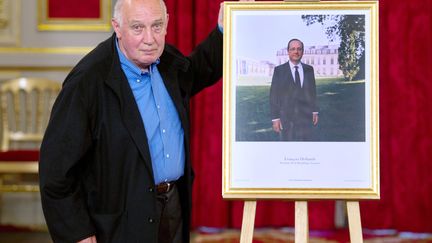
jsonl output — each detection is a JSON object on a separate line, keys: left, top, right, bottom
{"left": 113, "top": 0, "right": 168, "bottom": 26}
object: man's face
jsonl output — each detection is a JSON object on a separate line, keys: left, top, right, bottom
{"left": 288, "top": 40, "right": 303, "bottom": 64}
{"left": 112, "top": 0, "right": 168, "bottom": 70}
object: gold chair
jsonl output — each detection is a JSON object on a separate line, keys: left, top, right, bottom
{"left": 0, "top": 77, "right": 61, "bottom": 192}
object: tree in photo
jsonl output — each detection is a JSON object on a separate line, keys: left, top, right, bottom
{"left": 302, "top": 15, "right": 365, "bottom": 81}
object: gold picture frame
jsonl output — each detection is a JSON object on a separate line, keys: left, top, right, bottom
{"left": 37, "top": 0, "right": 112, "bottom": 31}
{"left": 222, "top": 1, "right": 379, "bottom": 199}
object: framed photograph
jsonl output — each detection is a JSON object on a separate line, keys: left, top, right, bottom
{"left": 222, "top": 1, "right": 379, "bottom": 199}
{"left": 0, "top": 0, "right": 20, "bottom": 46}
{"left": 38, "top": 0, "right": 111, "bottom": 31}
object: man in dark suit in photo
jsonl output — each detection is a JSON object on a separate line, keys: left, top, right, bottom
{"left": 38, "top": 0, "right": 224, "bottom": 242}
{"left": 270, "top": 38, "right": 319, "bottom": 141}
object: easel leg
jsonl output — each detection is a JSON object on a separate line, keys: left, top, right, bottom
{"left": 335, "top": 200, "right": 348, "bottom": 228}
{"left": 240, "top": 200, "right": 256, "bottom": 243}
{"left": 347, "top": 201, "right": 363, "bottom": 243}
{"left": 295, "top": 201, "right": 309, "bottom": 243}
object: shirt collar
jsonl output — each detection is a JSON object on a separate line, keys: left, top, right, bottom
{"left": 115, "top": 38, "right": 160, "bottom": 75}
{"left": 288, "top": 60, "right": 303, "bottom": 70}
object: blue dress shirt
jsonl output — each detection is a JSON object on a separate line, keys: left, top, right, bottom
{"left": 116, "top": 40, "right": 185, "bottom": 184}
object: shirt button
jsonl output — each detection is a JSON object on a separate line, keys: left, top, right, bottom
{"left": 137, "top": 79, "right": 141, "bottom": 83}
{"left": 157, "top": 105, "right": 160, "bottom": 109}
{"left": 162, "top": 129, "right": 166, "bottom": 133}
{"left": 148, "top": 218, "right": 154, "bottom": 223}
{"left": 148, "top": 187, "right": 154, "bottom": 192}
{"left": 166, "top": 154, "right": 170, "bottom": 158}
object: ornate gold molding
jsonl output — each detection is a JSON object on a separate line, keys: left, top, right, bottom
{"left": 0, "top": 0, "right": 20, "bottom": 45}
{"left": 0, "top": 46, "right": 92, "bottom": 54}
{"left": 38, "top": 0, "right": 112, "bottom": 32}
{"left": 0, "top": 19, "right": 7, "bottom": 29}
{"left": 0, "top": 66, "right": 72, "bottom": 71}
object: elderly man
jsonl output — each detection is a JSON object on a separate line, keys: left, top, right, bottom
{"left": 39, "top": 0, "right": 223, "bottom": 242}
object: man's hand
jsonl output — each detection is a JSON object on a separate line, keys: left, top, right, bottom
{"left": 313, "top": 113, "right": 319, "bottom": 126}
{"left": 218, "top": 2, "right": 224, "bottom": 29}
{"left": 78, "top": 236, "right": 97, "bottom": 243}
{"left": 272, "top": 119, "right": 283, "bottom": 133}
{"left": 218, "top": 0, "right": 255, "bottom": 29}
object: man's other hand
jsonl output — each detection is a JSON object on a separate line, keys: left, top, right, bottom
{"left": 313, "top": 113, "right": 319, "bottom": 126}
{"left": 272, "top": 119, "right": 283, "bottom": 133}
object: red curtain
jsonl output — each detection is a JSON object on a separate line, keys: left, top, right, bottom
{"left": 164, "top": 0, "right": 432, "bottom": 232}
{"left": 360, "top": 0, "right": 432, "bottom": 232}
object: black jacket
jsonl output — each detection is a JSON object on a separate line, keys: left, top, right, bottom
{"left": 39, "top": 27, "right": 222, "bottom": 243}
{"left": 270, "top": 62, "right": 318, "bottom": 127}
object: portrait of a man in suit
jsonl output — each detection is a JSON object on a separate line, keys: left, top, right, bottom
{"left": 270, "top": 38, "right": 319, "bottom": 141}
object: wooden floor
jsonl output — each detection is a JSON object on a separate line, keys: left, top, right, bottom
{"left": 0, "top": 231, "right": 216, "bottom": 243}
{"left": 1, "top": 229, "right": 431, "bottom": 243}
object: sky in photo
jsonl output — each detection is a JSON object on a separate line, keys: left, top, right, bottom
{"left": 234, "top": 11, "right": 342, "bottom": 64}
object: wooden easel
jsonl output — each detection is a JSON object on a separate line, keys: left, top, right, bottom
{"left": 234, "top": 0, "right": 364, "bottom": 241}
{"left": 239, "top": 200, "right": 363, "bottom": 243}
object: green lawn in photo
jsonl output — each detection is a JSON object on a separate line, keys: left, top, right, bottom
{"left": 235, "top": 78, "right": 365, "bottom": 141}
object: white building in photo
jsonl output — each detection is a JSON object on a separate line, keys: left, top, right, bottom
{"left": 236, "top": 57, "right": 275, "bottom": 77}
{"left": 276, "top": 44, "right": 343, "bottom": 78}
{"left": 235, "top": 44, "right": 343, "bottom": 85}
{"left": 235, "top": 57, "right": 275, "bottom": 85}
